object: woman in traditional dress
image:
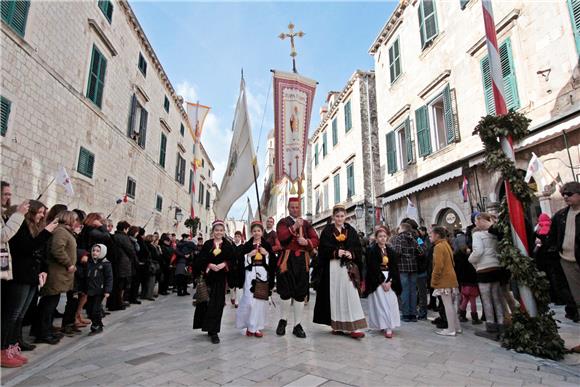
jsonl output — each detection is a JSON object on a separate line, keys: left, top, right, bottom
{"left": 364, "top": 226, "right": 401, "bottom": 338}
{"left": 236, "top": 221, "right": 275, "bottom": 337}
{"left": 313, "top": 205, "right": 367, "bottom": 339}
{"left": 193, "top": 220, "right": 233, "bottom": 344}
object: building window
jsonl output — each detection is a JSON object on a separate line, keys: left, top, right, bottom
{"left": 1, "top": 96, "right": 11, "bottom": 137}
{"left": 1, "top": 0, "right": 30, "bottom": 37}
{"left": 138, "top": 53, "right": 147, "bottom": 77}
{"left": 332, "top": 118, "right": 338, "bottom": 146}
{"left": 314, "top": 143, "right": 319, "bottom": 166}
{"left": 481, "top": 38, "right": 520, "bottom": 115}
{"left": 164, "top": 96, "right": 170, "bottom": 113}
{"left": 415, "top": 84, "right": 457, "bottom": 156}
{"left": 392, "top": 118, "right": 414, "bottom": 172}
{"left": 189, "top": 169, "right": 193, "bottom": 194}
{"left": 323, "top": 182, "right": 329, "bottom": 211}
{"left": 388, "top": 37, "right": 402, "bottom": 84}
{"left": 127, "top": 94, "right": 148, "bottom": 148}
{"left": 126, "top": 177, "right": 136, "bottom": 199}
{"left": 202, "top": 159, "right": 205, "bottom": 168}
{"left": 198, "top": 182, "right": 205, "bottom": 204}
{"left": 155, "top": 194, "right": 163, "bottom": 212}
{"left": 333, "top": 173, "right": 340, "bottom": 204}
{"left": 315, "top": 187, "right": 320, "bottom": 215}
{"left": 98, "top": 0, "right": 113, "bottom": 23}
{"left": 386, "top": 131, "right": 397, "bottom": 174}
{"left": 322, "top": 132, "right": 328, "bottom": 158}
{"left": 86, "top": 45, "right": 107, "bottom": 108}
{"left": 346, "top": 163, "right": 355, "bottom": 199}
{"left": 208, "top": 169, "right": 211, "bottom": 178}
{"left": 460, "top": 0, "right": 471, "bottom": 10}
{"left": 206, "top": 191, "right": 210, "bottom": 210}
{"left": 180, "top": 123, "right": 185, "bottom": 136}
{"left": 344, "top": 100, "right": 352, "bottom": 132}
{"left": 418, "top": 0, "right": 438, "bottom": 49}
{"left": 175, "top": 153, "right": 186, "bottom": 185}
{"left": 77, "top": 147, "right": 95, "bottom": 178}
{"left": 159, "top": 132, "right": 167, "bottom": 168}
{"left": 569, "top": 0, "right": 580, "bottom": 55}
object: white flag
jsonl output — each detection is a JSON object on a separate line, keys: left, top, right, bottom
{"left": 524, "top": 152, "right": 547, "bottom": 188}
{"left": 213, "top": 78, "right": 258, "bottom": 220}
{"left": 246, "top": 197, "right": 253, "bottom": 231}
{"left": 406, "top": 197, "right": 418, "bottom": 221}
{"left": 55, "top": 166, "right": 74, "bottom": 196}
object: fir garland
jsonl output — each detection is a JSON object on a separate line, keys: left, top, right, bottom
{"left": 475, "top": 111, "right": 565, "bottom": 360}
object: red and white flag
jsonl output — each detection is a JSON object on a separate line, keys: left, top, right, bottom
{"left": 273, "top": 70, "right": 317, "bottom": 184}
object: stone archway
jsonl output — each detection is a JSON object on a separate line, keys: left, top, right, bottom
{"left": 431, "top": 200, "right": 469, "bottom": 231}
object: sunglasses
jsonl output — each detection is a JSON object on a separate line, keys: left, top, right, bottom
{"left": 562, "top": 192, "right": 578, "bottom": 197}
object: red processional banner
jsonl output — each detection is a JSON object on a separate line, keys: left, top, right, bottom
{"left": 273, "top": 70, "right": 317, "bottom": 184}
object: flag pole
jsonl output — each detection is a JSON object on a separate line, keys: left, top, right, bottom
{"left": 143, "top": 211, "right": 155, "bottom": 229}
{"left": 252, "top": 156, "right": 262, "bottom": 222}
{"left": 36, "top": 177, "right": 56, "bottom": 200}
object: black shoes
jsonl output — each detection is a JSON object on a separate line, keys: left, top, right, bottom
{"left": 89, "top": 326, "right": 103, "bottom": 336}
{"left": 129, "top": 300, "right": 142, "bottom": 305}
{"left": 292, "top": 324, "right": 306, "bottom": 338}
{"left": 276, "top": 319, "right": 287, "bottom": 336}
{"left": 210, "top": 334, "right": 220, "bottom": 344}
{"left": 34, "top": 336, "right": 60, "bottom": 345}
{"left": 18, "top": 341, "right": 36, "bottom": 351}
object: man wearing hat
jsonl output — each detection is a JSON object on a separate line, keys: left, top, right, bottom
{"left": 275, "top": 197, "right": 319, "bottom": 338}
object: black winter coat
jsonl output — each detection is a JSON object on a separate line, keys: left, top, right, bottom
{"left": 112, "top": 232, "right": 137, "bottom": 278}
{"left": 85, "top": 258, "right": 113, "bottom": 296}
{"left": 364, "top": 243, "right": 402, "bottom": 297}
{"left": 78, "top": 225, "right": 115, "bottom": 262}
{"left": 237, "top": 237, "right": 277, "bottom": 289}
{"left": 9, "top": 222, "right": 52, "bottom": 285}
{"left": 548, "top": 206, "right": 580, "bottom": 266}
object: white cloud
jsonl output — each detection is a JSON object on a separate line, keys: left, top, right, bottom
{"left": 175, "top": 81, "right": 198, "bottom": 103}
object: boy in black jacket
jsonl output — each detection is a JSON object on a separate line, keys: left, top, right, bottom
{"left": 86, "top": 244, "right": 113, "bottom": 335}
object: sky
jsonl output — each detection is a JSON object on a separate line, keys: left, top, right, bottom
{"left": 130, "top": 0, "right": 396, "bottom": 220}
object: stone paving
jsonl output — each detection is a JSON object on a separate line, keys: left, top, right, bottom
{"left": 1, "top": 289, "right": 579, "bottom": 387}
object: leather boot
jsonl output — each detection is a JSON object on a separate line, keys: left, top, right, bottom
{"left": 471, "top": 312, "right": 482, "bottom": 325}
{"left": 15, "top": 319, "right": 36, "bottom": 351}
{"left": 458, "top": 310, "right": 468, "bottom": 322}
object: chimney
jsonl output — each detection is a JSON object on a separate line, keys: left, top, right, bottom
{"left": 319, "top": 106, "right": 328, "bottom": 122}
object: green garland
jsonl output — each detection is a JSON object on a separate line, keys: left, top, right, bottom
{"left": 475, "top": 111, "right": 565, "bottom": 360}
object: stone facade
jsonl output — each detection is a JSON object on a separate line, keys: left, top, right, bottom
{"left": 370, "top": 0, "right": 580, "bottom": 231}
{"left": 0, "top": 0, "right": 215, "bottom": 235}
{"left": 309, "top": 71, "right": 380, "bottom": 234}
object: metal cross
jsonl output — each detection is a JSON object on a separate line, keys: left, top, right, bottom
{"left": 278, "top": 22, "right": 304, "bottom": 73}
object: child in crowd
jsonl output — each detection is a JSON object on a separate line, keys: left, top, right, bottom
{"left": 85, "top": 244, "right": 113, "bottom": 335}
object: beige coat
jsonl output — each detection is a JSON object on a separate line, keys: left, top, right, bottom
{"left": 42, "top": 225, "right": 77, "bottom": 296}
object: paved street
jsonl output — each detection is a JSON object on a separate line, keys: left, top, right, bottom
{"left": 2, "top": 290, "right": 580, "bottom": 387}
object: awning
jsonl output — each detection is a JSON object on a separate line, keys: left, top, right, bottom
{"left": 516, "top": 113, "right": 580, "bottom": 151}
{"left": 382, "top": 167, "right": 463, "bottom": 204}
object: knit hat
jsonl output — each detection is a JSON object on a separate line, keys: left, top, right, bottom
{"left": 536, "top": 213, "right": 551, "bottom": 236}
{"left": 92, "top": 244, "right": 107, "bottom": 260}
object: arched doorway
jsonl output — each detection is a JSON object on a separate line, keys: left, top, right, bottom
{"left": 436, "top": 207, "right": 463, "bottom": 233}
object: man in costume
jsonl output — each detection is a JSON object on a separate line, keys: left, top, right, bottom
{"left": 264, "top": 217, "right": 282, "bottom": 254}
{"left": 275, "top": 198, "right": 319, "bottom": 338}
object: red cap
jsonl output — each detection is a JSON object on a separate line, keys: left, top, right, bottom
{"left": 288, "top": 197, "right": 300, "bottom": 204}
{"left": 250, "top": 220, "right": 264, "bottom": 230}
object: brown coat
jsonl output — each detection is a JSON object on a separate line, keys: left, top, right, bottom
{"left": 42, "top": 225, "right": 77, "bottom": 296}
{"left": 430, "top": 239, "right": 458, "bottom": 289}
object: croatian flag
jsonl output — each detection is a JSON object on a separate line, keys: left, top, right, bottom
{"left": 461, "top": 176, "right": 469, "bottom": 203}
{"left": 116, "top": 194, "right": 128, "bottom": 204}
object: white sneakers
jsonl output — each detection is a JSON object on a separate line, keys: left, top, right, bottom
{"left": 435, "top": 329, "right": 457, "bottom": 336}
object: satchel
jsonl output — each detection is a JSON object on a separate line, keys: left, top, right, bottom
{"left": 346, "top": 261, "right": 362, "bottom": 296}
{"left": 252, "top": 279, "right": 270, "bottom": 300}
{"left": 195, "top": 276, "right": 210, "bottom": 303}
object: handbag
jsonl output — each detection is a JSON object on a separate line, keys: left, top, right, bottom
{"left": 195, "top": 276, "right": 210, "bottom": 303}
{"left": 346, "top": 261, "right": 362, "bottom": 295}
{"left": 252, "top": 279, "right": 270, "bottom": 300}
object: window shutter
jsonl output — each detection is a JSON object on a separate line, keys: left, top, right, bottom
{"left": 418, "top": 1, "right": 426, "bottom": 48}
{"left": 96, "top": 53, "right": 106, "bottom": 107}
{"left": 159, "top": 133, "right": 167, "bottom": 167}
{"left": 460, "top": 0, "right": 470, "bottom": 10}
{"left": 334, "top": 174, "right": 340, "bottom": 204}
{"left": 345, "top": 101, "right": 352, "bottom": 132}
{"left": 415, "top": 106, "right": 431, "bottom": 156}
{"left": 480, "top": 56, "right": 494, "bottom": 115}
{"left": 77, "top": 147, "right": 95, "bottom": 178}
{"left": 443, "top": 84, "right": 456, "bottom": 143}
{"left": 314, "top": 143, "right": 319, "bottom": 165}
{"left": 138, "top": 108, "right": 148, "bottom": 148}
{"left": 127, "top": 94, "right": 137, "bottom": 137}
{"left": 418, "top": 0, "right": 438, "bottom": 48}
{"left": 1, "top": 96, "right": 11, "bottom": 137}
{"left": 500, "top": 38, "right": 520, "bottom": 111}
{"left": 568, "top": 0, "right": 580, "bottom": 55}
{"left": 386, "top": 131, "right": 397, "bottom": 174}
{"left": 2, "top": 0, "right": 30, "bottom": 37}
{"left": 404, "top": 118, "right": 414, "bottom": 163}
{"left": 332, "top": 119, "right": 338, "bottom": 146}
{"left": 388, "top": 44, "right": 395, "bottom": 82}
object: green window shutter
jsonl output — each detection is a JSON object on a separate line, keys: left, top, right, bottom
{"left": 126, "top": 178, "right": 136, "bottom": 199}
{"left": 98, "top": 1, "right": 113, "bottom": 23}
{"left": 322, "top": 132, "right": 327, "bottom": 157}
{"left": 480, "top": 38, "right": 519, "bottom": 115}
{"left": 332, "top": 119, "right": 338, "bottom": 146}
{"left": 415, "top": 106, "right": 431, "bottom": 156}
{"left": 388, "top": 44, "right": 395, "bottom": 82}
{"left": 180, "top": 123, "right": 185, "bottom": 136}
{"left": 418, "top": 1, "right": 425, "bottom": 48}
{"left": 314, "top": 143, "right": 319, "bottom": 165}
{"left": 418, "top": 0, "right": 438, "bottom": 49}
{"left": 164, "top": 96, "right": 170, "bottom": 113}
{"left": 460, "top": 0, "right": 470, "bottom": 10}
{"left": 569, "top": 0, "right": 580, "bottom": 55}
{"left": 2, "top": 0, "right": 30, "bottom": 37}
{"left": 86, "top": 45, "right": 106, "bottom": 108}
{"left": 389, "top": 38, "right": 401, "bottom": 83}
{"left": 442, "top": 84, "right": 456, "bottom": 143}
{"left": 77, "top": 147, "right": 95, "bottom": 178}
{"left": 138, "top": 108, "right": 148, "bottom": 148}
{"left": 127, "top": 94, "right": 137, "bottom": 136}
{"left": 1, "top": 96, "right": 12, "bottom": 137}
{"left": 404, "top": 118, "right": 414, "bottom": 163}
{"left": 138, "top": 53, "right": 147, "bottom": 76}
{"left": 333, "top": 174, "right": 340, "bottom": 204}
{"left": 347, "top": 164, "right": 355, "bottom": 198}
{"left": 386, "top": 131, "right": 397, "bottom": 174}
{"left": 344, "top": 101, "right": 352, "bottom": 132}
{"left": 156, "top": 195, "right": 163, "bottom": 211}
{"left": 159, "top": 133, "right": 167, "bottom": 167}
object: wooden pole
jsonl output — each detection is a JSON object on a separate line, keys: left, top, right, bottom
{"left": 252, "top": 157, "right": 262, "bottom": 222}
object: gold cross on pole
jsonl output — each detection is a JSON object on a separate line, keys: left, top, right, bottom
{"left": 278, "top": 22, "right": 304, "bottom": 73}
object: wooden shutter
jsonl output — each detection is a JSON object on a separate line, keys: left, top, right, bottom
{"left": 332, "top": 119, "right": 338, "bottom": 145}
{"left": 127, "top": 94, "right": 137, "bottom": 137}
{"left": 388, "top": 44, "right": 395, "bottom": 82}
{"left": 1, "top": 96, "right": 11, "bottom": 136}
{"left": 138, "top": 108, "right": 148, "bottom": 148}
{"left": 443, "top": 84, "right": 456, "bottom": 143}
{"left": 345, "top": 101, "right": 352, "bottom": 131}
{"left": 95, "top": 52, "right": 106, "bottom": 107}
{"left": 159, "top": 133, "right": 167, "bottom": 167}
{"left": 569, "top": 0, "right": 580, "bottom": 55}
{"left": 78, "top": 147, "right": 95, "bottom": 178}
{"left": 386, "top": 131, "right": 397, "bottom": 174}
{"left": 481, "top": 38, "right": 519, "bottom": 115}
{"left": 314, "top": 143, "right": 319, "bottom": 165}
{"left": 404, "top": 118, "right": 414, "bottom": 164}
{"left": 2, "top": 0, "right": 30, "bottom": 37}
{"left": 418, "top": 1, "right": 426, "bottom": 48}
{"left": 418, "top": 0, "right": 437, "bottom": 48}
{"left": 322, "top": 132, "right": 327, "bottom": 156}
{"left": 415, "top": 106, "right": 431, "bottom": 156}
{"left": 334, "top": 174, "right": 340, "bottom": 204}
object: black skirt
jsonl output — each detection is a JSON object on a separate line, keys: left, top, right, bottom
{"left": 193, "top": 275, "right": 226, "bottom": 333}
{"left": 276, "top": 253, "right": 309, "bottom": 302}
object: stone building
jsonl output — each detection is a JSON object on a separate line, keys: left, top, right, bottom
{"left": 370, "top": 0, "right": 580, "bottom": 231}
{"left": 0, "top": 0, "right": 215, "bottom": 234}
{"left": 309, "top": 70, "right": 380, "bottom": 234}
